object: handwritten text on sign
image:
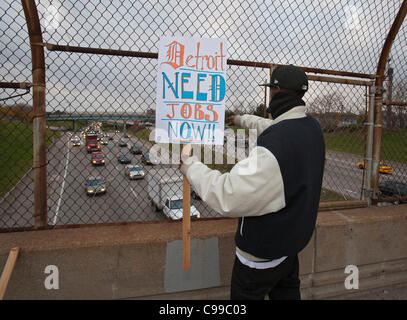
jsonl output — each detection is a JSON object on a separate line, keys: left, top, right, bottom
{"left": 156, "top": 37, "right": 227, "bottom": 145}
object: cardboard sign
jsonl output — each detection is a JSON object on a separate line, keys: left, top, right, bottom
{"left": 156, "top": 36, "right": 227, "bottom": 145}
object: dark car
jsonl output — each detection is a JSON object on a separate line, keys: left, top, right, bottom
{"left": 85, "top": 176, "right": 107, "bottom": 196}
{"left": 130, "top": 145, "right": 142, "bottom": 155}
{"left": 142, "top": 152, "right": 158, "bottom": 165}
{"left": 118, "top": 140, "right": 127, "bottom": 147}
{"left": 379, "top": 180, "right": 407, "bottom": 203}
{"left": 118, "top": 154, "right": 131, "bottom": 164}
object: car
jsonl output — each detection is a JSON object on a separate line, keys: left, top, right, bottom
{"left": 71, "top": 136, "right": 81, "bottom": 146}
{"left": 118, "top": 154, "right": 131, "bottom": 164}
{"left": 108, "top": 135, "right": 114, "bottom": 141}
{"left": 100, "top": 138, "right": 108, "bottom": 145}
{"left": 142, "top": 152, "right": 158, "bottom": 165}
{"left": 91, "top": 152, "right": 105, "bottom": 166}
{"left": 118, "top": 140, "right": 127, "bottom": 147}
{"left": 130, "top": 145, "right": 142, "bottom": 155}
{"left": 356, "top": 161, "right": 393, "bottom": 174}
{"left": 379, "top": 180, "right": 407, "bottom": 203}
{"left": 85, "top": 176, "right": 107, "bottom": 196}
{"left": 115, "top": 129, "right": 120, "bottom": 133}
{"left": 125, "top": 165, "right": 145, "bottom": 180}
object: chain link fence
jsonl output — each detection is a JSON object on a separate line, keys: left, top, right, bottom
{"left": 1, "top": 0, "right": 406, "bottom": 230}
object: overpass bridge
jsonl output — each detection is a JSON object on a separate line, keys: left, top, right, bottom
{"left": 46, "top": 113, "right": 155, "bottom": 131}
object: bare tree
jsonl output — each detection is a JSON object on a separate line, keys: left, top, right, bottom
{"left": 308, "top": 92, "right": 345, "bottom": 131}
{"left": 392, "top": 80, "right": 407, "bottom": 129}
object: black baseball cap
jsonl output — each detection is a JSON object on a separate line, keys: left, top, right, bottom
{"left": 262, "top": 64, "right": 308, "bottom": 93}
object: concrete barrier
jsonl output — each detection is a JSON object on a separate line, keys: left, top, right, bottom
{"left": 1, "top": 204, "right": 407, "bottom": 299}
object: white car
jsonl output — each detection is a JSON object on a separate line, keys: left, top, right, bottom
{"left": 125, "top": 165, "right": 145, "bottom": 180}
{"left": 163, "top": 198, "right": 200, "bottom": 220}
{"left": 71, "top": 136, "right": 81, "bottom": 146}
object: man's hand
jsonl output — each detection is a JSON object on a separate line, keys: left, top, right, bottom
{"left": 225, "top": 116, "right": 235, "bottom": 126}
{"left": 180, "top": 144, "right": 192, "bottom": 167}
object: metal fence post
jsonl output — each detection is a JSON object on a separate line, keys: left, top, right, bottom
{"left": 21, "top": 0, "right": 48, "bottom": 228}
{"left": 363, "top": 84, "right": 376, "bottom": 205}
{"left": 371, "top": 0, "right": 407, "bottom": 199}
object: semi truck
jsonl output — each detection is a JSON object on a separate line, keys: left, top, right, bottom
{"left": 85, "top": 133, "right": 100, "bottom": 153}
{"left": 147, "top": 168, "right": 200, "bottom": 220}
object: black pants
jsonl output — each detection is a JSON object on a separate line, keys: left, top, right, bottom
{"left": 230, "top": 254, "right": 301, "bottom": 300}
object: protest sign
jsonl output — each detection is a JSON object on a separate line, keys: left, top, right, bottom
{"left": 156, "top": 36, "right": 227, "bottom": 145}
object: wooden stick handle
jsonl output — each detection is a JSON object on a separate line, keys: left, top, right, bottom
{"left": 0, "top": 247, "right": 20, "bottom": 300}
{"left": 182, "top": 144, "right": 192, "bottom": 270}
{"left": 183, "top": 175, "right": 191, "bottom": 270}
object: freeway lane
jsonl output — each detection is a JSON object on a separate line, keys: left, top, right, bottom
{"left": 48, "top": 132, "right": 166, "bottom": 225}
{"left": 47, "top": 131, "right": 221, "bottom": 226}
{"left": 323, "top": 153, "right": 364, "bottom": 200}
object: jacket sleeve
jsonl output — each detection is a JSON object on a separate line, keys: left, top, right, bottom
{"left": 181, "top": 146, "right": 286, "bottom": 217}
{"left": 235, "top": 114, "right": 274, "bottom": 136}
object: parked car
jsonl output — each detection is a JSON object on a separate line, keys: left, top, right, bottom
{"left": 356, "top": 161, "right": 393, "bottom": 174}
{"left": 118, "top": 140, "right": 127, "bottom": 147}
{"left": 125, "top": 165, "right": 145, "bottom": 180}
{"left": 378, "top": 180, "right": 407, "bottom": 203}
{"left": 130, "top": 145, "right": 142, "bottom": 155}
{"left": 100, "top": 138, "right": 108, "bottom": 145}
{"left": 91, "top": 152, "right": 105, "bottom": 166}
{"left": 142, "top": 152, "right": 158, "bottom": 165}
{"left": 85, "top": 176, "right": 107, "bottom": 196}
{"left": 118, "top": 154, "right": 131, "bottom": 164}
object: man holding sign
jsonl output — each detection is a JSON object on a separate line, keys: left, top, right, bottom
{"left": 180, "top": 65, "right": 325, "bottom": 300}
{"left": 156, "top": 36, "right": 227, "bottom": 269}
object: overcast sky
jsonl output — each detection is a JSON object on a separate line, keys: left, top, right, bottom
{"left": 1, "top": 0, "right": 406, "bottom": 114}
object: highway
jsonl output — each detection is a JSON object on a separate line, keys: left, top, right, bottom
{"left": 0, "top": 130, "right": 222, "bottom": 229}
{"left": 47, "top": 131, "right": 223, "bottom": 226}
{"left": 1, "top": 129, "right": 406, "bottom": 230}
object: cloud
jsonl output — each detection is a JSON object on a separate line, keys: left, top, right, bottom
{"left": 1, "top": 0, "right": 405, "bottom": 113}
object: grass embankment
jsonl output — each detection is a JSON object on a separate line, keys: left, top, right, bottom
{"left": 324, "top": 127, "right": 407, "bottom": 163}
{"left": 0, "top": 121, "right": 57, "bottom": 198}
{"left": 46, "top": 120, "right": 88, "bottom": 131}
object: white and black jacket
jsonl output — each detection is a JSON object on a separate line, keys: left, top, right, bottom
{"left": 180, "top": 106, "right": 325, "bottom": 260}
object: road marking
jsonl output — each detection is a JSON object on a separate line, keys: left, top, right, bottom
{"left": 52, "top": 138, "right": 70, "bottom": 225}
{"left": 131, "top": 187, "right": 138, "bottom": 199}
{"left": 345, "top": 189, "right": 357, "bottom": 195}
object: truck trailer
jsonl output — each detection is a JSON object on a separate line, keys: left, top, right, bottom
{"left": 147, "top": 168, "right": 200, "bottom": 220}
